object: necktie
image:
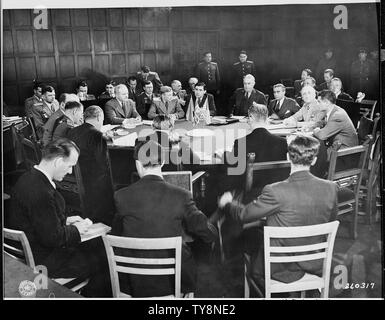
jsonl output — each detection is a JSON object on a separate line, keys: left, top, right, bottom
{"left": 275, "top": 100, "right": 280, "bottom": 112}
{"left": 165, "top": 101, "right": 169, "bottom": 111}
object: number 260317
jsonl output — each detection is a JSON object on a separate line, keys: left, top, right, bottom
{"left": 345, "top": 283, "right": 375, "bottom": 289}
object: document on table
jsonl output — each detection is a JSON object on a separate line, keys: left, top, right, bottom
{"left": 101, "top": 124, "right": 119, "bottom": 133}
{"left": 81, "top": 223, "right": 111, "bottom": 242}
{"left": 142, "top": 120, "right": 153, "bottom": 126}
{"left": 113, "top": 132, "right": 138, "bottom": 146}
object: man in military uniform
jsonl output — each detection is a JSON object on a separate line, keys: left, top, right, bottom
{"left": 98, "top": 80, "right": 116, "bottom": 100}
{"left": 232, "top": 50, "right": 255, "bottom": 89}
{"left": 196, "top": 52, "right": 220, "bottom": 96}
{"left": 25, "top": 81, "right": 43, "bottom": 117}
{"left": 52, "top": 101, "right": 84, "bottom": 141}
{"left": 148, "top": 86, "right": 185, "bottom": 120}
{"left": 350, "top": 48, "right": 372, "bottom": 97}
{"left": 228, "top": 74, "right": 267, "bottom": 116}
{"left": 136, "top": 81, "right": 158, "bottom": 120}
{"left": 136, "top": 65, "right": 163, "bottom": 94}
{"left": 315, "top": 48, "right": 337, "bottom": 83}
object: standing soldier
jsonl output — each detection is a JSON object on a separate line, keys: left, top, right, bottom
{"left": 350, "top": 47, "right": 371, "bottom": 97}
{"left": 196, "top": 52, "right": 221, "bottom": 96}
{"left": 233, "top": 50, "right": 255, "bottom": 89}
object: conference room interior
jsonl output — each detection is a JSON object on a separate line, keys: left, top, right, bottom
{"left": 2, "top": 3, "right": 383, "bottom": 299}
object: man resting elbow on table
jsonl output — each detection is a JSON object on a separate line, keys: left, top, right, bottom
{"left": 218, "top": 135, "right": 338, "bottom": 296}
{"left": 283, "top": 85, "right": 323, "bottom": 130}
{"left": 104, "top": 84, "right": 142, "bottom": 125}
{"left": 147, "top": 85, "right": 185, "bottom": 120}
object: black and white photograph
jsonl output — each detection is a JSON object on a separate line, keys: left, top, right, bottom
{"left": 2, "top": 0, "right": 383, "bottom": 303}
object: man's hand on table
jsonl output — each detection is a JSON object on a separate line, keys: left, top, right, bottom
{"left": 66, "top": 215, "right": 83, "bottom": 225}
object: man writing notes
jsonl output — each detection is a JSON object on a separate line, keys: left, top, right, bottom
{"left": 148, "top": 86, "right": 185, "bottom": 120}
{"left": 112, "top": 140, "right": 217, "bottom": 297}
{"left": 228, "top": 74, "right": 267, "bottom": 116}
{"left": 104, "top": 84, "right": 141, "bottom": 125}
{"left": 268, "top": 84, "right": 300, "bottom": 120}
{"left": 218, "top": 135, "right": 338, "bottom": 297}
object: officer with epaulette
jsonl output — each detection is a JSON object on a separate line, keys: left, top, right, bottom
{"left": 233, "top": 50, "right": 255, "bottom": 89}
{"left": 24, "top": 81, "right": 43, "bottom": 117}
{"left": 350, "top": 47, "right": 372, "bottom": 97}
{"left": 196, "top": 52, "right": 221, "bottom": 96}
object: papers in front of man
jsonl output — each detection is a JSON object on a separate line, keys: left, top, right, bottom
{"left": 101, "top": 124, "right": 119, "bottom": 133}
{"left": 113, "top": 132, "right": 138, "bottom": 147}
{"left": 81, "top": 223, "right": 112, "bottom": 242}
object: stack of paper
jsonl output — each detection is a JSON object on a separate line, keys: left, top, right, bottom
{"left": 81, "top": 223, "right": 111, "bottom": 242}
{"left": 101, "top": 124, "right": 119, "bottom": 133}
{"left": 113, "top": 132, "right": 138, "bottom": 147}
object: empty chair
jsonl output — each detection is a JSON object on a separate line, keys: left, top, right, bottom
{"left": 102, "top": 235, "right": 185, "bottom": 298}
{"left": 263, "top": 221, "right": 340, "bottom": 298}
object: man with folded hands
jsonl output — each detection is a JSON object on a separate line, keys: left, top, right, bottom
{"left": 9, "top": 139, "right": 111, "bottom": 296}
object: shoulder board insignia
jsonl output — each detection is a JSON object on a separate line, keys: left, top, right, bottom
{"left": 234, "top": 62, "right": 240, "bottom": 65}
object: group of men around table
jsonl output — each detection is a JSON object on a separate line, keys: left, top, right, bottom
{"left": 11, "top": 48, "right": 362, "bottom": 297}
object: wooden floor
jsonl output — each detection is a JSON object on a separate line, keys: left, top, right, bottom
{"left": 194, "top": 212, "right": 382, "bottom": 299}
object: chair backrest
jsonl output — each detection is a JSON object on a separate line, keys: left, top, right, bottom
{"left": 280, "top": 78, "right": 294, "bottom": 87}
{"left": 359, "top": 99, "right": 377, "bottom": 119}
{"left": 357, "top": 116, "right": 374, "bottom": 144}
{"left": 245, "top": 159, "right": 291, "bottom": 193}
{"left": 12, "top": 124, "right": 41, "bottom": 170}
{"left": 27, "top": 116, "right": 39, "bottom": 143}
{"left": 264, "top": 221, "right": 340, "bottom": 298}
{"left": 4, "top": 228, "right": 35, "bottom": 268}
{"left": 102, "top": 235, "right": 182, "bottom": 298}
{"left": 327, "top": 145, "right": 368, "bottom": 192}
{"left": 335, "top": 99, "right": 362, "bottom": 128}
{"left": 162, "top": 171, "right": 193, "bottom": 193}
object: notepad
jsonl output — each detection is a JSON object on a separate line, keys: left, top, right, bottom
{"left": 81, "top": 223, "right": 111, "bottom": 242}
{"left": 113, "top": 132, "right": 138, "bottom": 147}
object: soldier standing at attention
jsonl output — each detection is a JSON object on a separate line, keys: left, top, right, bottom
{"left": 196, "top": 52, "right": 221, "bottom": 96}
{"left": 233, "top": 50, "right": 255, "bottom": 89}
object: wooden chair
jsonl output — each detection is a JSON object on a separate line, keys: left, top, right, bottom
{"left": 162, "top": 170, "right": 207, "bottom": 199}
{"left": 359, "top": 99, "right": 377, "bottom": 119}
{"left": 4, "top": 228, "right": 89, "bottom": 292}
{"left": 263, "top": 221, "right": 340, "bottom": 298}
{"left": 327, "top": 145, "right": 368, "bottom": 239}
{"left": 102, "top": 235, "right": 184, "bottom": 298}
{"left": 335, "top": 99, "right": 362, "bottom": 128}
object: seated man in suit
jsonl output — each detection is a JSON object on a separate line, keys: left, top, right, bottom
{"left": 186, "top": 77, "right": 198, "bottom": 95}
{"left": 330, "top": 77, "right": 354, "bottom": 101}
{"left": 25, "top": 81, "right": 43, "bottom": 118}
{"left": 171, "top": 79, "right": 187, "bottom": 108}
{"left": 218, "top": 134, "right": 338, "bottom": 296}
{"left": 316, "top": 69, "right": 334, "bottom": 91}
{"left": 105, "top": 84, "right": 141, "bottom": 124}
{"left": 294, "top": 68, "right": 312, "bottom": 98}
{"left": 136, "top": 65, "right": 163, "bottom": 94}
{"left": 9, "top": 138, "right": 110, "bottom": 296}
{"left": 313, "top": 90, "right": 358, "bottom": 150}
{"left": 111, "top": 139, "right": 218, "bottom": 297}
{"left": 228, "top": 74, "right": 267, "bottom": 116}
{"left": 76, "top": 80, "right": 96, "bottom": 102}
{"left": 42, "top": 93, "right": 80, "bottom": 147}
{"left": 98, "top": 80, "right": 116, "bottom": 100}
{"left": 126, "top": 76, "right": 142, "bottom": 103}
{"left": 268, "top": 84, "right": 300, "bottom": 120}
{"left": 30, "top": 85, "right": 60, "bottom": 139}
{"left": 283, "top": 85, "right": 323, "bottom": 128}
{"left": 148, "top": 86, "right": 185, "bottom": 120}
{"left": 51, "top": 101, "right": 84, "bottom": 141}
{"left": 185, "top": 82, "right": 216, "bottom": 124}
{"left": 136, "top": 80, "right": 157, "bottom": 119}
{"left": 296, "top": 77, "right": 318, "bottom": 107}
{"left": 67, "top": 106, "right": 115, "bottom": 225}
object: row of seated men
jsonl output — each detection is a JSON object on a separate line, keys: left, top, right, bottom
{"left": 8, "top": 128, "right": 339, "bottom": 297}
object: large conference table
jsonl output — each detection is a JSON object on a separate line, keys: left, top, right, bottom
{"left": 106, "top": 117, "right": 302, "bottom": 166}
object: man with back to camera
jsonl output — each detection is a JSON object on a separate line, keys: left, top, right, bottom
{"left": 111, "top": 139, "right": 218, "bottom": 297}
{"left": 51, "top": 101, "right": 84, "bottom": 142}
{"left": 104, "top": 84, "right": 141, "bottom": 125}
{"left": 218, "top": 134, "right": 338, "bottom": 297}
{"left": 228, "top": 74, "right": 267, "bottom": 116}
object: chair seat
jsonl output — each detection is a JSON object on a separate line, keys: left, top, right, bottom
{"left": 337, "top": 187, "right": 355, "bottom": 203}
{"left": 270, "top": 273, "right": 324, "bottom": 293}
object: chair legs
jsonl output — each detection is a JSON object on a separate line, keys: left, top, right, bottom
{"left": 352, "top": 200, "right": 359, "bottom": 239}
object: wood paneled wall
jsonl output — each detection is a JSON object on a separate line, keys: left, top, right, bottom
{"left": 3, "top": 4, "right": 379, "bottom": 111}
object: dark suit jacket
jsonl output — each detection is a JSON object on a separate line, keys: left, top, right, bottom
{"left": 67, "top": 123, "right": 115, "bottom": 225}
{"left": 229, "top": 88, "right": 267, "bottom": 116}
{"left": 9, "top": 168, "right": 82, "bottom": 276}
{"left": 184, "top": 93, "right": 216, "bottom": 116}
{"left": 136, "top": 92, "right": 156, "bottom": 119}
{"left": 316, "top": 81, "right": 331, "bottom": 91}
{"left": 112, "top": 175, "right": 217, "bottom": 297}
{"left": 268, "top": 97, "right": 300, "bottom": 119}
{"left": 227, "top": 170, "right": 338, "bottom": 284}
{"left": 313, "top": 105, "right": 359, "bottom": 149}
{"left": 336, "top": 92, "right": 354, "bottom": 101}
{"left": 294, "top": 79, "right": 303, "bottom": 97}
{"left": 128, "top": 86, "right": 142, "bottom": 103}
{"left": 105, "top": 98, "right": 140, "bottom": 124}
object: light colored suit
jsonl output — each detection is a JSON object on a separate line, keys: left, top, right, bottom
{"left": 313, "top": 105, "right": 358, "bottom": 149}
{"left": 148, "top": 97, "right": 185, "bottom": 120}
{"left": 105, "top": 98, "right": 140, "bottom": 124}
